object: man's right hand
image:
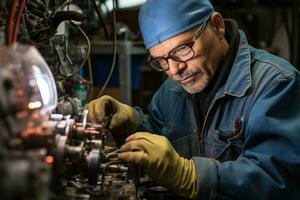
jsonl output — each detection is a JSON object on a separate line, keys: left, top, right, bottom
{"left": 85, "top": 95, "right": 138, "bottom": 146}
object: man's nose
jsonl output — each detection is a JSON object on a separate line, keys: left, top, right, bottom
{"left": 168, "top": 59, "right": 186, "bottom": 75}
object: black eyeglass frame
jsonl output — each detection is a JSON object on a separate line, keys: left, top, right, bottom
{"left": 146, "top": 15, "right": 212, "bottom": 72}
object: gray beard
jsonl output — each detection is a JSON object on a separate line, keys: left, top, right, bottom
{"left": 180, "top": 74, "right": 210, "bottom": 94}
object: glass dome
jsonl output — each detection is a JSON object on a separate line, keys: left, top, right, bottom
{"left": 0, "top": 44, "right": 57, "bottom": 133}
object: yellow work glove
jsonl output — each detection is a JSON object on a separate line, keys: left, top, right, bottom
{"left": 85, "top": 95, "right": 138, "bottom": 146}
{"left": 118, "top": 132, "right": 198, "bottom": 199}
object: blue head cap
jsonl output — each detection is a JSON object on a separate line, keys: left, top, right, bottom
{"left": 139, "top": 0, "right": 214, "bottom": 49}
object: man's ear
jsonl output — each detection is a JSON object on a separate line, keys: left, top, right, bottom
{"left": 210, "top": 12, "right": 226, "bottom": 40}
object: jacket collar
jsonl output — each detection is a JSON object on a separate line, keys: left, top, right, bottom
{"left": 220, "top": 30, "right": 252, "bottom": 97}
{"left": 170, "top": 30, "right": 252, "bottom": 98}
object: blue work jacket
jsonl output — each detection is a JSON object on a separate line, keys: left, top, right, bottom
{"left": 135, "top": 30, "right": 300, "bottom": 199}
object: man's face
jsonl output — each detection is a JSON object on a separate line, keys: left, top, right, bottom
{"left": 149, "top": 19, "right": 225, "bottom": 94}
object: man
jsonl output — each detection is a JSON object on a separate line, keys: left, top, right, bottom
{"left": 86, "top": 0, "right": 300, "bottom": 199}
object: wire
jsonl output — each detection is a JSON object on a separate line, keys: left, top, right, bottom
{"left": 87, "top": 56, "right": 94, "bottom": 102}
{"left": 6, "top": 0, "right": 18, "bottom": 46}
{"left": 68, "top": 22, "right": 94, "bottom": 105}
{"left": 91, "top": 0, "right": 109, "bottom": 40}
{"left": 70, "top": 22, "right": 91, "bottom": 78}
{"left": 87, "top": 0, "right": 94, "bottom": 101}
{"left": 96, "top": 0, "right": 117, "bottom": 98}
{"left": 12, "top": 0, "right": 27, "bottom": 43}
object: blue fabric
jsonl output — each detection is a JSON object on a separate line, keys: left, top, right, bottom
{"left": 134, "top": 30, "right": 300, "bottom": 199}
{"left": 138, "top": 0, "right": 214, "bottom": 49}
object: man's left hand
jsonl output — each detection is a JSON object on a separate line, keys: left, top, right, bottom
{"left": 118, "top": 132, "right": 198, "bottom": 199}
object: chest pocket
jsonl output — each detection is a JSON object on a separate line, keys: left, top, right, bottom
{"left": 205, "top": 127, "right": 244, "bottom": 162}
{"left": 204, "top": 99, "right": 246, "bottom": 161}
{"left": 162, "top": 126, "right": 200, "bottom": 159}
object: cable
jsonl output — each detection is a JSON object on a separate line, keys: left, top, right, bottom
{"left": 70, "top": 22, "right": 91, "bottom": 77}
{"left": 91, "top": 0, "right": 109, "bottom": 40}
{"left": 86, "top": 0, "right": 93, "bottom": 103}
{"left": 12, "top": 0, "right": 26, "bottom": 43}
{"left": 6, "top": 0, "right": 18, "bottom": 46}
{"left": 96, "top": 0, "right": 117, "bottom": 98}
{"left": 87, "top": 56, "right": 94, "bottom": 102}
{"left": 68, "top": 22, "right": 93, "bottom": 105}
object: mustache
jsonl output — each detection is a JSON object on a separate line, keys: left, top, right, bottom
{"left": 172, "top": 68, "right": 201, "bottom": 81}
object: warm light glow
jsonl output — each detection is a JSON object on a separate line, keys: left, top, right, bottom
{"left": 28, "top": 101, "right": 42, "bottom": 109}
{"left": 45, "top": 155, "right": 54, "bottom": 164}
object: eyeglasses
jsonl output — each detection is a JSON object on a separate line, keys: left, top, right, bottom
{"left": 146, "top": 15, "right": 211, "bottom": 72}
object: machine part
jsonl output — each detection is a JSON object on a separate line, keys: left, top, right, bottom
{"left": 0, "top": 44, "right": 57, "bottom": 200}
{"left": 106, "top": 164, "right": 128, "bottom": 173}
{"left": 0, "top": 155, "right": 51, "bottom": 200}
{"left": 54, "top": 134, "right": 67, "bottom": 176}
{"left": 65, "top": 118, "right": 75, "bottom": 136}
{"left": 0, "top": 44, "right": 57, "bottom": 114}
{"left": 52, "top": 11, "right": 85, "bottom": 30}
{"left": 103, "top": 179, "right": 136, "bottom": 200}
{"left": 0, "top": 10, "right": 143, "bottom": 199}
{"left": 0, "top": 44, "right": 57, "bottom": 143}
{"left": 87, "top": 149, "right": 101, "bottom": 185}
{"left": 55, "top": 96, "right": 83, "bottom": 116}
{"left": 44, "top": 114, "right": 142, "bottom": 199}
{"left": 82, "top": 109, "right": 88, "bottom": 128}
{"left": 50, "top": 113, "right": 65, "bottom": 121}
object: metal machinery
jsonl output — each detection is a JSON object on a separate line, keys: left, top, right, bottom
{"left": 46, "top": 113, "right": 139, "bottom": 200}
{"left": 0, "top": 43, "right": 146, "bottom": 200}
{"left": 0, "top": 1, "right": 170, "bottom": 199}
{"left": 1, "top": 0, "right": 93, "bottom": 116}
